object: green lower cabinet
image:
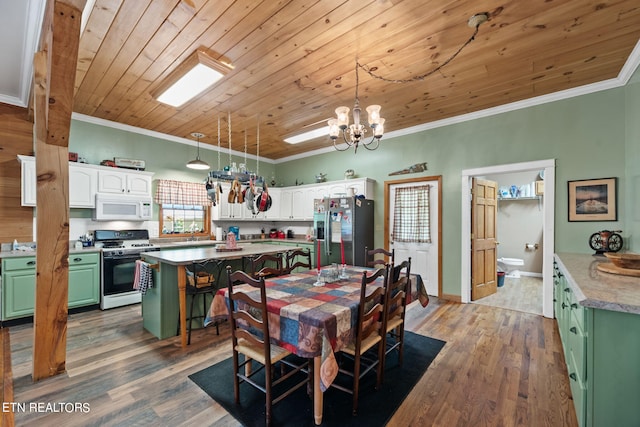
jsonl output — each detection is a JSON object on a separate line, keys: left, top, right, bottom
{"left": 589, "top": 308, "right": 640, "bottom": 427}
{"left": 554, "top": 255, "right": 640, "bottom": 427}
{"left": 68, "top": 253, "right": 100, "bottom": 308}
{"left": 1, "top": 253, "right": 100, "bottom": 321}
{"left": 3, "top": 266, "right": 36, "bottom": 320}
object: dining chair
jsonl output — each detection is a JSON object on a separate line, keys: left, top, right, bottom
{"left": 180, "top": 260, "right": 220, "bottom": 344}
{"left": 283, "top": 248, "right": 312, "bottom": 274}
{"left": 364, "top": 247, "right": 395, "bottom": 269}
{"left": 226, "top": 266, "right": 310, "bottom": 426}
{"left": 381, "top": 257, "right": 412, "bottom": 381}
{"left": 249, "top": 252, "right": 284, "bottom": 279}
{"left": 330, "top": 265, "right": 389, "bottom": 415}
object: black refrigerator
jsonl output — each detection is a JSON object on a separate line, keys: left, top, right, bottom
{"left": 313, "top": 197, "right": 374, "bottom": 267}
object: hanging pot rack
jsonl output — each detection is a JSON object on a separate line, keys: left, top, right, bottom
{"left": 206, "top": 111, "right": 264, "bottom": 185}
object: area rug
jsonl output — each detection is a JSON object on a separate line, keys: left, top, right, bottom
{"left": 189, "top": 331, "right": 445, "bottom": 427}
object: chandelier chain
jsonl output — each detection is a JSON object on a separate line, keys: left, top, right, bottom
{"left": 227, "top": 111, "right": 232, "bottom": 167}
{"left": 217, "top": 115, "right": 221, "bottom": 170}
{"left": 357, "top": 24, "right": 481, "bottom": 84}
{"left": 256, "top": 116, "right": 260, "bottom": 177}
{"left": 244, "top": 127, "right": 247, "bottom": 166}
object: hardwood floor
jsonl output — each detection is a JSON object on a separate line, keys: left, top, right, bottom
{"left": 7, "top": 299, "right": 577, "bottom": 426}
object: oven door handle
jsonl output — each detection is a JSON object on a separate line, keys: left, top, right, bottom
{"left": 103, "top": 255, "right": 143, "bottom": 261}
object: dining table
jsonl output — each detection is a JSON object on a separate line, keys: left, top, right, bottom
{"left": 205, "top": 264, "right": 429, "bottom": 425}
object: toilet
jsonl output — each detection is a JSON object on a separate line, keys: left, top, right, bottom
{"left": 498, "top": 257, "right": 524, "bottom": 278}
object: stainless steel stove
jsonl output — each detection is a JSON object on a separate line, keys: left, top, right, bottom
{"left": 94, "top": 229, "right": 158, "bottom": 309}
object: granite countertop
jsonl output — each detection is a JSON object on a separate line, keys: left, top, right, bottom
{"left": 0, "top": 238, "right": 314, "bottom": 259}
{"left": 555, "top": 252, "right": 640, "bottom": 315}
{"left": 141, "top": 242, "right": 303, "bottom": 265}
{"left": 149, "top": 237, "right": 313, "bottom": 249}
{"left": 0, "top": 247, "right": 102, "bottom": 259}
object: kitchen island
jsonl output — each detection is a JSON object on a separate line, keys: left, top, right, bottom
{"left": 141, "top": 243, "right": 301, "bottom": 346}
{"left": 554, "top": 253, "right": 640, "bottom": 427}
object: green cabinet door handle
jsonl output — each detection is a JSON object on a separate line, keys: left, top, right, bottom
{"left": 27, "top": 260, "right": 36, "bottom": 266}
{"left": 569, "top": 373, "right": 577, "bottom": 381}
{"left": 570, "top": 326, "right": 577, "bottom": 334}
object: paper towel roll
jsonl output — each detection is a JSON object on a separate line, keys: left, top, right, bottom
{"left": 216, "top": 227, "right": 223, "bottom": 241}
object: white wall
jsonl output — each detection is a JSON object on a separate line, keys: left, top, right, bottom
{"left": 486, "top": 171, "right": 544, "bottom": 275}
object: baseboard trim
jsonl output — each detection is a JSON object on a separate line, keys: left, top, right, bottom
{"left": 441, "top": 293, "right": 461, "bottom": 303}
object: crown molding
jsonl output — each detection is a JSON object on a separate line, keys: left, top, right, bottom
{"left": 71, "top": 112, "right": 272, "bottom": 164}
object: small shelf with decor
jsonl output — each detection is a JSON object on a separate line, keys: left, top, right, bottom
{"left": 498, "top": 196, "right": 543, "bottom": 210}
{"left": 497, "top": 196, "right": 541, "bottom": 201}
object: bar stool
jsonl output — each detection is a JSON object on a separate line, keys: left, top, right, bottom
{"left": 179, "top": 260, "right": 219, "bottom": 344}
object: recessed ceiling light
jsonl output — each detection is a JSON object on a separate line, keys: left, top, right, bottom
{"left": 153, "top": 48, "right": 233, "bottom": 108}
{"left": 284, "top": 127, "right": 328, "bottom": 144}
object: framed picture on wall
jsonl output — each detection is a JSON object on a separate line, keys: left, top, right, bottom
{"left": 568, "top": 177, "right": 617, "bottom": 221}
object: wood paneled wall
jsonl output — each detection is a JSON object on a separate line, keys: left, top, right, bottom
{"left": 0, "top": 103, "right": 34, "bottom": 243}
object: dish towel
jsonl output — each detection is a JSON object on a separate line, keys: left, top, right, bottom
{"left": 133, "top": 260, "right": 154, "bottom": 295}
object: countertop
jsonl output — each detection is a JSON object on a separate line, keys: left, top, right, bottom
{"left": 0, "top": 238, "right": 314, "bottom": 259}
{"left": 0, "top": 247, "right": 102, "bottom": 259}
{"left": 149, "top": 237, "right": 313, "bottom": 249}
{"left": 141, "top": 242, "right": 303, "bottom": 265}
{"left": 555, "top": 252, "right": 640, "bottom": 314}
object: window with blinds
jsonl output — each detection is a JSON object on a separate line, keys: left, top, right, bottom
{"left": 392, "top": 185, "right": 431, "bottom": 243}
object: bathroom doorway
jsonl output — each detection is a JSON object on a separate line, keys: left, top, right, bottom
{"left": 460, "top": 159, "right": 556, "bottom": 318}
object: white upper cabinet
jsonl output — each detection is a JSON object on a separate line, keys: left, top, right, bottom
{"left": 279, "top": 187, "right": 309, "bottom": 220}
{"left": 325, "top": 178, "right": 374, "bottom": 198}
{"left": 211, "top": 178, "right": 375, "bottom": 222}
{"left": 19, "top": 156, "right": 153, "bottom": 208}
{"left": 97, "top": 169, "right": 152, "bottom": 196}
{"left": 20, "top": 156, "right": 36, "bottom": 206}
{"left": 69, "top": 163, "right": 98, "bottom": 207}
{"left": 212, "top": 182, "right": 245, "bottom": 220}
{"left": 248, "top": 187, "right": 281, "bottom": 220}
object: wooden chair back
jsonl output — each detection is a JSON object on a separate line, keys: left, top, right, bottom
{"left": 364, "top": 247, "right": 395, "bottom": 268}
{"left": 225, "top": 266, "right": 310, "bottom": 426}
{"left": 382, "top": 258, "right": 412, "bottom": 377}
{"left": 249, "top": 252, "right": 284, "bottom": 279}
{"left": 385, "top": 258, "right": 412, "bottom": 330}
{"left": 354, "top": 266, "right": 388, "bottom": 356}
{"left": 226, "top": 267, "right": 270, "bottom": 364}
{"left": 284, "top": 248, "right": 312, "bottom": 274}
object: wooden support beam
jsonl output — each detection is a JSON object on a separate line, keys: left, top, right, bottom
{"left": 32, "top": 0, "right": 86, "bottom": 382}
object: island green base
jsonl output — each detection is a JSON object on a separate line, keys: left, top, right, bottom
{"left": 141, "top": 258, "right": 243, "bottom": 340}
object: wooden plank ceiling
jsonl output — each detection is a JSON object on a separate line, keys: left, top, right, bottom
{"left": 73, "top": 0, "right": 640, "bottom": 160}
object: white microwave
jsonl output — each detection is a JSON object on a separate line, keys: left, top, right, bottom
{"left": 93, "top": 194, "right": 153, "bottom": 221}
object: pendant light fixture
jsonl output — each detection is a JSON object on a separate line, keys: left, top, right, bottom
{"left": 328, "top": 61, "right": 383, "bottom": 153}
{"left": 186, "top": 132, "right": 210, "bottom": 170}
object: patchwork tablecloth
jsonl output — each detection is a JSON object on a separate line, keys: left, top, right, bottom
{"left": 205, "top": 266, "right": 428, "bottom": 391}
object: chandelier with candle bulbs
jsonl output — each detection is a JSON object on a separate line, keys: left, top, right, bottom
{"left": 327, "top": 12, "right": 489, "bottom": 153}
{"left": 328, "top": 61, "right": 384, "bottom": 153}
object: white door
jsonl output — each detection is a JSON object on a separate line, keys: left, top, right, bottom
{"left": 388, "top": 178, "right": 440, "bottom": 297}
